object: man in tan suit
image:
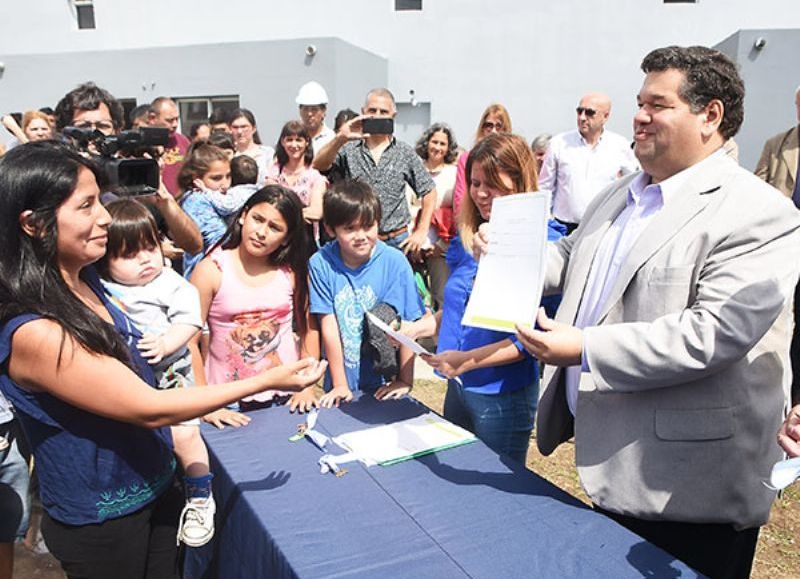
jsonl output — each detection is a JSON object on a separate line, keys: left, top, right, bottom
{"left": 755, "top": 87, "right": 800, "bottom": 199}
{"left": 756, "top": 89, "right": 800, "bottom": 407}
{"left": 516, "top": 46, "right": 800, "bottom": 579}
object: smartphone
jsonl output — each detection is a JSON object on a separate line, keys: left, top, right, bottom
{"left": 362, "top": 117, "right": 394, "bottom": 135}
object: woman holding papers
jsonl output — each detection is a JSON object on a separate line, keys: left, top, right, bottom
{"left": 404, "top": 133, "right": 565, "bottom": 463}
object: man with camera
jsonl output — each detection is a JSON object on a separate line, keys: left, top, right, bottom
{"left": 313, "top": 88, "right": 437, "bottom": 256}
{"left": 55, "top": 83, "right": 201, "bottom": 255}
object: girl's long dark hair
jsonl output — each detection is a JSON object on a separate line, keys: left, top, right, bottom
{"left": 215, "top": 185, "right": 313, "bottom": 336}
{"left": 0, "top": 141, "right": 132, "bottom": 365}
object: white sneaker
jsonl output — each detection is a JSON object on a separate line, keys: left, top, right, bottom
{"left": 177, "top": 495, "right": 216, "bottom": 547}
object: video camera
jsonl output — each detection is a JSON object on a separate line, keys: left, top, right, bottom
{"left": 62, "top": 126, "right": 169, "bottom": 196}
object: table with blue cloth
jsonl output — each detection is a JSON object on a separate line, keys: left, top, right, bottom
{"left": 185, "top": 394, "right": 702, "bottom": 579}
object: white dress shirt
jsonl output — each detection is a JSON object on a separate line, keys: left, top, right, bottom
{"left": 539, "top": 129, "right": 638, "bottom": 223}
{"left": 311, "top": 125, "right": 336, "bottom": 156}
{"left": 564, "top": 149, "right": 725, "bottom": 415}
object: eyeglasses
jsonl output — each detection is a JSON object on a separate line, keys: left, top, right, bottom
{"left": 576, "top": 107, "right": 597, "bottom": 118}
{"left": 74, "top": 120, "right": 115, "bottom": 132}
{"left": 482, "top": 121, "right": 505, "bottom": 131}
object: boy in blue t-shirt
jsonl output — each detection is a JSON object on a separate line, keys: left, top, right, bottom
{"left": 310, "top": 180, "right": 425, "bottom": 407}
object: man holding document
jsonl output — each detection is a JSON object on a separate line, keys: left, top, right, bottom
{"left": 511, "top": 46, "right": 800, "bottom": 579}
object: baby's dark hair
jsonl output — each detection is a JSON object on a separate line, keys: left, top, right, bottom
{"left": 323, "top": 179, "right": 382, "bottom": 230}
{"left": 230, "top": 155, "right": 259, "bottom": 186}
{"left": 97, "top": 199, "right": 161, "bottom": 279}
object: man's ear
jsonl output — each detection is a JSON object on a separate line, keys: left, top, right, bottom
{"left": 19, "top": 210, "right": 40, "bottom": 238}
{"left": 701, "top": 99, "right": 725, "bottom": 138}
{"left": 323, "top": 223, "right": 335, "bottom": 238}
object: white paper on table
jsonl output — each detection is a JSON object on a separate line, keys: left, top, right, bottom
{"left": 365, "top": 312, "right": 431, "bottom": 355}
{"left": 332, "top": 413, "right": 477, "bottom": 466}
{"left": 462, "top": 191, "right": 551, "bottom": 332}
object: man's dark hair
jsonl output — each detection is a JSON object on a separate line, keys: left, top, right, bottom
{"left": 230, "top": 155, "right": 259, "bottom": 186}
{"left": 38, "top": 107, "right": 55, "bottom": 116}
{"left": 208, "top": 108, "right": 231, "bottom": 126}
{"left": 641, "top": 46, "right": 744, "bottom": 140}
{"left": 323, "top": 180, "right": 381, "bottom": 231}
{"left": 189, "top": 122, "right": 210, "bottom": 140}
{"left": 54, "top": 82, "right": 125, "bottom": 132}
{"left": 129, "top": 104, "right": 152, "bottom": 127}
{"left": 208, "top": 130, "right": 235, "bottom": 152}
{"left": 334, "top": 109, "right": 358, "bottom": 132}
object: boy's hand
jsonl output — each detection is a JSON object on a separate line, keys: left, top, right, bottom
{"left": 288, "top": 387, "right": 319, "bottom": 414}
{"left": 422, "top": 350, "right": 469, "bottom": 379}
{"left": 374, "top": 379, "right": 411, "bottom": 401}
{"left": 319, "top": 385, "right": 353, "bottom": 408}
{"left": 138, "top": 333, "right": 167, "bottom": 364}
{"left": 203, "top": 408, "right": 251, "bottom": 430}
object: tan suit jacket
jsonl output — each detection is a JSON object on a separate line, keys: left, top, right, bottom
{"left": 537, "top": 153, "right": 800, "bottom": 529}
{"left": 755, "top": 126, "right": 799, "bottom": 197}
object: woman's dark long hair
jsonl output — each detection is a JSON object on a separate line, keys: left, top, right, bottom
{"left": 229, "top": 108, "right": 262, "bottom": 145}
{"left": 274, "top": 120, "right": 313, "bottom": 171}
{"left": 0, "top": 141, "right": 132, "bottom": 365}
{"left": 215, "top": 185, "right": 312, "bottom": 336}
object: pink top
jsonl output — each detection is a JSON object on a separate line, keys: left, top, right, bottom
{"left": 204, "top": 248, "right": 299, "bottom": 402}
{"left": 452, "top": 151, "right": 469, "bottom": 217}
{"left": 265, "top": 162, "right": 326, "bottom": 207}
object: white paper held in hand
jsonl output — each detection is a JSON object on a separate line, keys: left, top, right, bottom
{"left": 764, "top": 457, "right": 800, "bottom": 490}
{"left": 365, "top": 312, "right": 431, "bottom": 355}
{"left": 462, "top": 191, "right": 551, "bottom": 332}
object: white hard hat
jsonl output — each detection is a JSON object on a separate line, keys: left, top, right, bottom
{"left": 296, "top": 81, "right": 329, "bottom": 106}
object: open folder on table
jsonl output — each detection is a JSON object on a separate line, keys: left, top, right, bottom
{"left": 462, "top": 191, "right": 551, "bottom": 332}
{"left": 332, "top": 413, "right": 477, "bottom": 466}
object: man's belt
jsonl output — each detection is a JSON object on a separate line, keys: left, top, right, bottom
{"left": 378, "top": 226, "right": 408, "bottom": 241}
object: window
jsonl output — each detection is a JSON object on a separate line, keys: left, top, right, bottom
{"left": 74, "top": 1, "right": 96, "bottom": 29}
{"left": 395, "top": 0, "right": 422, "bottom": 11}
{"left": 175, "top": 96, "right": 240, "bottom": 135}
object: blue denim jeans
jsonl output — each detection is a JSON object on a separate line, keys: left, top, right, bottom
{"left": 382, "top": 230, "right": 409, "bottom": 252}
{"left": 0, "top": 419, "right": 31, "bottom": 541}
{"left": 444, "top": 379, "right": 538, "bottom": 464}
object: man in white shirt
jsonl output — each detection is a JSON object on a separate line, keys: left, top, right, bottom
{"left": 539, "top": 92, "right": 638, "bottom": 232}
{"left": 296, "top": 81, "right": 336, "bottom": 156}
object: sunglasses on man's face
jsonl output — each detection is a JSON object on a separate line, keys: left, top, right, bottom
{"left": 576, "top": 107, "right": 597, "bottom": 118}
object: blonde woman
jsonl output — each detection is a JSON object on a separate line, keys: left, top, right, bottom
{"left": 404, "top": 133, "right": 565, "bottom": 462}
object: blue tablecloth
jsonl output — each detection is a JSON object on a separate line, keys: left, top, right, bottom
{"left": 185, "top": 394, "right": 701, "bottom": 578}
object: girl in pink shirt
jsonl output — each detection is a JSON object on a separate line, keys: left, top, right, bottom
{"left": 190, "top": 185, "right": 320, "bottom": 427}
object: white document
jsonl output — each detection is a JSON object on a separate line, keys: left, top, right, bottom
{"left": 332, "top": 413, "right": 477, "bottom": 466}
{"left": 462, "top": 191, "right": 550, "bottom": 332}
{"left": 365, "top": 312, "right": 431, "bottom": 355}
{"left": 765, "top": 457, "right": 800, "bottom": 490}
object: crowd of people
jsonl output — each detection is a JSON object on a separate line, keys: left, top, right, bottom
{"left": 1, "top": 44, "right": 800, "bottom": 579}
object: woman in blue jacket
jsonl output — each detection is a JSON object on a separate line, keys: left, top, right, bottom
{"left": 405, "top": 133, "right": 564, "bottom": 463}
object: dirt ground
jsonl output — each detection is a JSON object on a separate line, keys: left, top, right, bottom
{"left": 411, "top": 378, "right": 800, "bottom": 579}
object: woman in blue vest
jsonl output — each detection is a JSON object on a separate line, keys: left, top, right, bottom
{"left": 404, "top": 133, "right": 564, "bottom": 463}
{"left": 0, "top": 142, "right": 324, "bottom": 579}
